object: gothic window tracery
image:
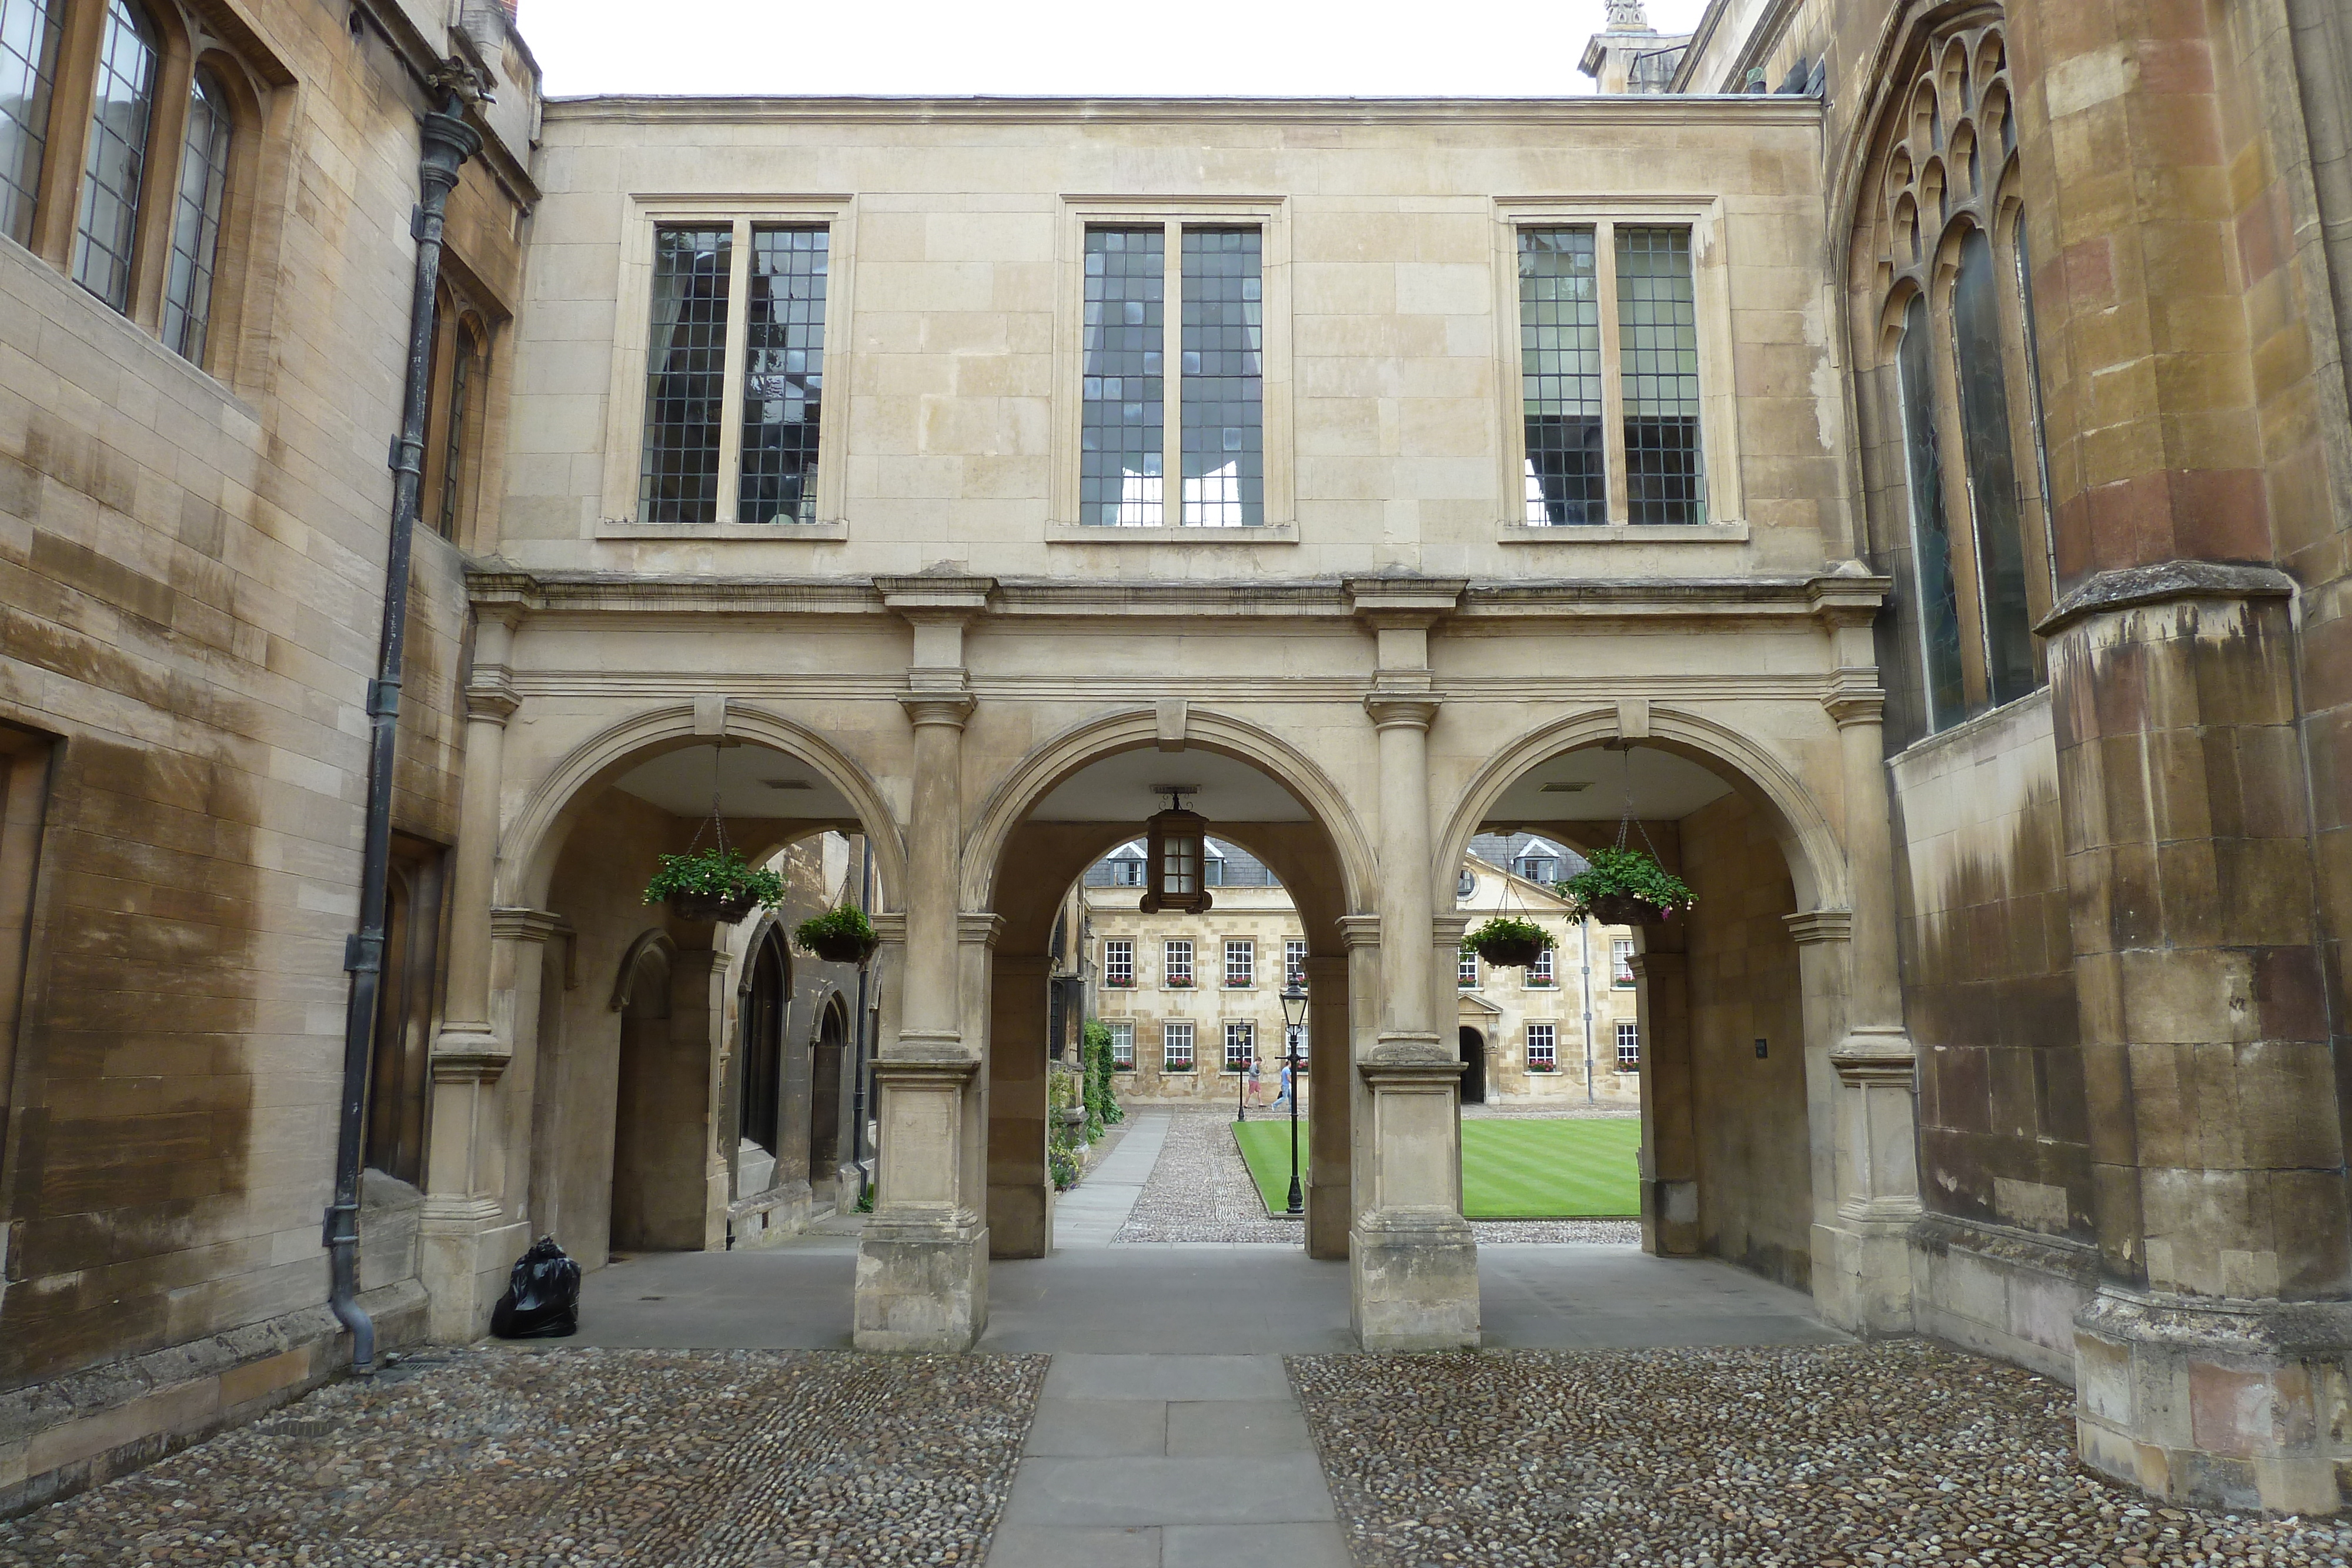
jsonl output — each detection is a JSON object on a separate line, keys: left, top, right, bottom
{"left": 1859, "top": 18, "right": 2054, "bottom": 736}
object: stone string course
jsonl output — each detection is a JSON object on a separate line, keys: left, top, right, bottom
{"left": 1289, "top": 1342, "right": 2352, "bottom": 1567}
{"left": 0, "top": 1348, "right": 1044, "bottom": 1567}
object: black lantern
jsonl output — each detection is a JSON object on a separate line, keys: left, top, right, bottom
{"left": 1280, "top": 978, "right": 1309, "bottom": 1216}
{"left": 1139, "top": 789, "right": 1213, "bottom": 915}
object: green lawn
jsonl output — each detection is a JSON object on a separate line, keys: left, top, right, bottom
{"left": 1231, "top": 1116, "right": 1641, "bottom": 1219}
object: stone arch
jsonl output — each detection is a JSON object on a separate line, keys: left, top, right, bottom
{"left": 1433, "top": 704, "right": 1846, "bottom": 915}
{"left": 498, "top": 702, "right": 908, "bottom": 911}
{"left": 961, "top": 704, "right": 1377, "bottom": 921}
{"left": 609, "top": 928, "right": 677, "bottom": 1013}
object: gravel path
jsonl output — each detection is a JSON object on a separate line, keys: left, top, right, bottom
{"left": 1290, "top": 1340, "right": 2352, "bottom": 1567}
{"left": 1113, "top": 1107, "right": 1643, "bottom": 1244}
{"left": 0, "top": 1346, "right": 1044, "bottom": 1567}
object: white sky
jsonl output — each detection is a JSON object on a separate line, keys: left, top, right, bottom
{"left": 520, "top": 0, "right": 1714, "bottom": 101}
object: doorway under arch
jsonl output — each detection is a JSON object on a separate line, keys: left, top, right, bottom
{"left": 1459, "top": 1026, "right": 1488, "bottom": 1105}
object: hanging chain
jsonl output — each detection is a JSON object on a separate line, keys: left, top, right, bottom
{"left": 686, "top": 741, "right": 733, "bottom": 857}
{"left": 1612, "top": 743, "right": 1665, "bottom": 861}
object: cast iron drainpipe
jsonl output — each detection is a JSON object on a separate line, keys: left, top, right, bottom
{"left": 325, "top": 95, "right": 482, "bottom": 1376}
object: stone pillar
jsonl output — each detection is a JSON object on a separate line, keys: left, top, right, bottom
{"left": 988, "top": 951, "right": 1052, "bottom": 1258}
{"left": 1305, "top": 952, "right": 1351, "bottom": 1260}
{"left": 2049, "top": 569, "right": 2347, "bottom": 1514}
{"left": 1338, "top": 912, "right": 1382, "bottom": 1252}
{"left": 1813, "top": 673, "right": 1922, "bottom": 1337}
{"left": 1352, "top": 692, "right": 1478, "bottom": 1351}
{"left": 419, "top": 613, "right": 530, "bottom": 1340}
{"left": 1630, "top": 948, "right": 1698, "bottom": 1256}
{"left": 856, "top": 688, "right": 988, "bottom": 1350}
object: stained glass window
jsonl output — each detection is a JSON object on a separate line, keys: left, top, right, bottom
{"left": 72, "top": 0, "right": 158, "bottom": 313}
{"left": 1898, "top": 292, "right": 1966, "bottom": 730}
{"left": 1951, "top": 228, "right": 2036, "bottom": 707}
{"left": 638, "top": 226, "right": 733, "bottom": 523}
{"left": 0, "top": 0, "right": 61, "bottom": 246}
{"left": 1081, "top": 226, "right": 1164, "bottom": 525}
{"left": 739, "top": 226, "right": 827, "bottom": 524}
{"left": 1616, "top": 226, "right": 1706, "bottom": 524}
{"left": 161, "top": 68, "right": 232, "bottom": 365}
{"left": 1180, "top": 227, "right": 1262, "bottom": 526}
{"left": 1518, "top": 228, "right": 1605, "bottom": 524}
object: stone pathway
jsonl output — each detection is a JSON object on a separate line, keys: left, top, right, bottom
{"left": 1055, "top": 1112, "right": 1169, "bottom": 1245}
{"left": 985, "top": 1354, "right": 1350, "bottom": 1568}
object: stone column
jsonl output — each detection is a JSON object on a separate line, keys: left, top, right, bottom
{"left": 988, "top": 952, "right": 1053, "bottom": 1258}
{"left": 1352, "top": 693, "right": 1478, "bottom": 1351}
{"left": 855, "top": 689, "right": 988, "bottom": 1350}
{"left": 1304, "top": 952, "right": 1351, "bottom": 1260}
{"left": 419, "top": 613, "right": 530, "bottom": 1340}
{"left": 1813, "top": 674, "right": 1922, "bottom": 1337}
{"left": 1629, "top": 948, "right": 1697, "bottom": 1256}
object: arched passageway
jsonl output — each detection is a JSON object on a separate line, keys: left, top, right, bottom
{"left": 1458, "top": 1027, "right": 1488, "bottom": 1105}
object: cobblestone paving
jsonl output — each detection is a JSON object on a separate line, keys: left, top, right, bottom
{"left": 1112, "top": 1106, "right": 1640, "bottom": 1244}
{"left": 1291, "top": 1341, "right": 2352, "bottom": 1568}
{"left": 0, "top": 1347, "right": 1044, "bottom": 1567}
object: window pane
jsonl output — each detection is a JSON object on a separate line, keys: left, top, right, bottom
{"left": 1616, "top": 226, "right": 1706, "bottom": 523}
{"left": 1518, "top": 227, "right": 1605, "bottom": 524}
{"left": 1180, "top": 226, "right": 1262, "bottom": 527}
{"left": 740, "top": 225, "right": 827, "bottom": 523}
{"left": 1898, "top": 292, "right": 1967, "bottom": 730}
{"left": 437, "top": 325, "right": 477, "bottom": 537}
{"left": 1081, "top": 226, "right": 1164, "bottom": 526}
{"left": 638, "top": 225, "right": 733, "bottom": 523}
{"left": 161, "top": 68, "right": 232, "bottom": 364}
{"left": 1952, "top": 228, "right": 2037, "bottom": 707}
{"left": 72, "top": 0, "right": 158, "bottom": 313}
{"left": 0, "top": 0, "right": 62, "bottom": 246}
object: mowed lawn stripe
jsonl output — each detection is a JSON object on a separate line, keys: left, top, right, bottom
{"left": 1230, "top": 1116, "right": 1640, "bottom": 1219}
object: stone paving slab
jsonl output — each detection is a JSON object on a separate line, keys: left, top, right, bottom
{"left": 1004, "top": 1454, "right": 1338, "bottom": 1527}
{"left": 1042, "top": 1353, "right": 1293, "bottom": 1400}
{"left": 1161, "top": 1522, "right": 1358, "bottom": 1567}
{"left": 1163, "top": 1399, "right": 1314, "bottom": 1456}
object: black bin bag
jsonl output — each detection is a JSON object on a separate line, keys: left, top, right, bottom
{"left": 490, "top": 1235, "right": 581, "bottom": 1339}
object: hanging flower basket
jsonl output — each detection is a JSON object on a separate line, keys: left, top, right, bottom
{"left": 794, "top": 903, "right": 880, "bottom": 965}
{"left": 1558, "top": 847, "right": 1695, "bottom": 927}
{"left": 644, "top": 848, "right": 786, "bottom": 926}
{"left": 1464, "top": 915, "right": 1551, "bottom": 969}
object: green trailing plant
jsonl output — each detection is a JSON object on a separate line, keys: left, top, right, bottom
{"left": 1048, "top": 1134, "right": 1080, "bottom": 1191}
{"left": 643, "top": 847, "right": 786, "bottom": 919}
{"left": 794, "top": 902, "right": 878, "bottom": 964}
{"left": 1556, "top": 846, "right": 1696, "bottom": 925}
{"left": 854, "top": 1182, "right": 875, "bottom": 1214}
{"left": 1463, "top": 914, "right": 1552, "bottom": 968}
{"left": 1081, "top": 1018, "right": 1124, "bottom": 1138}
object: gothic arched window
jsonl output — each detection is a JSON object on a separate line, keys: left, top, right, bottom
{"left": 1858, "top": 20, "right": 2055, "bottom": 736}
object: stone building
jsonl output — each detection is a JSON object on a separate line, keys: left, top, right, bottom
{"left": 0, "top": 0, "right": 2346, "bottom": 1525}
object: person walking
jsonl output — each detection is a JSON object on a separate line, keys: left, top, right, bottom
{"left": 1246, "top": 1054, "right": 1264, "bottom": 1109}
{"left": 1273, "top": 1057, "right": 1294, "bottom": 1113}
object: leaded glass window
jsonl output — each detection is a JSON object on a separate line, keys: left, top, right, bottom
{"left": 1081, "top": 226, "right": 1165, "bottom": 526}
{"left": 1616, "top": 226, "right": 1706, "bottom": 524}
{"left": 72, "top": 0, "right": 159, "bottom": 313}
{"left": 739, "top": 226, "right": 827, "bottom": 524}
{"left": 437, "top": 322, "right": 479, "bottom": 539}
{"left": 1898, "top": 292, "right": 1966, "bottom": 730}
{"left": 1518, "top": 227, "right": 1605, "bottom": 524}
{"left": 161, "top": 68, "right": 232, "bottom": 365}
{"left": 1951, "top": 228, "right": 2036, "bottom": 707}
{"left": 1180, "top": 227, "right": 1262, "bottom": 527}
{"left": 0, "top": 0, "right": 61, "bottom": 246}
{"left": 638, "top": 225, "right": 733, "bottom": 524}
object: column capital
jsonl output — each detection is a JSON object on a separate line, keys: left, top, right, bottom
{"left": 490, "top": 907, "right": 565, "bottom": 944}
{"left": 1433, "top": 914, "right": 1472, "bottom": 945}
{"left": 1784, "top": 908, "right": 1855, "bottom": 945}
{"left": 430, "top": 1029, "right": 510, "bottom": 1082}
{"left": 1337, "top": 912, "right": 1382, "bottom": 949}
{"left": 1822, "top": 670, "right": 1885, "bottom": 729}
{"left": 1805, "top": 564, "right": 1892, "bottom": 630}
{"left": 464, "top": 678, "right": 520, "bottom": 725}
{"left": 868, "top": 910, "right": 907, "bottom": 944}
{"left": 1364, "top": 692, "right": 1442, "bottom": 731}
{"left": 1828, "top": 1023, "right": 1916, "bottom": 1082}
{"left": 879, "top": 1029, "right": 974, "bottom": 1065}
{"left": 2036, "top": 558, "right": 2294, "bottom": 638}
{"left": 900, "top": 691, "right": 976, "bottom": 729}
{"left": 870, "top": 1053, "right": 980, "bottom": 1086}
{"left": 958, "top": 911, "right": 1005, "bottom": 948}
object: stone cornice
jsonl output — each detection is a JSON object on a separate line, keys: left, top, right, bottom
{"left": 490, "top": 907, "right": 567, "bottom": 944}
{"left": 1821, "top": 669, "right": 1886, "bottom": 728}
{"left": 544, "top": 93, "right": 1823, "bottom": 129}
{"left": 1337, "top": 913, "right": 1382, "bottom": 948}
{"left": 876, "top": 571, "right": 997, "bottom": 621}
{"left": 1346, "top": 574, "right": 1468, "bottom": 628}
{"left": 463, "top": 678, "right": 521, "bottom": 724}
{"left": 1364, "top": 693, "right": 1442, "bottom": 731}
{"left": 899, "top": 691, "right": 976, "bottom": 729}
{"left": 1783, "top": 910, "right": 1855, "bottom": 945}
{"left": 2036, "top": 559, "right": 2297, "bottom": 636}
{"left": 958, "top": 911, "right": 1006, "bottom": 948}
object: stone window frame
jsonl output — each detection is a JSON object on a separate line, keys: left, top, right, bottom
{"left": 1101, "top": 937, "right": 1135, "bottom": 988}
{"left": 4, "top": 0, "right": 280, "bottom": 389}
{"left": 1161, "top": 1019, "right": 1195, "bottom": 1074}
{"left": 1489, "top": 194, "right": 1749, "bottom": 545}
{"left": 1458, "top": 949, "right": 1480, "bottom": 989}
{"left": 1106, "top": 1019, "right": 1135, "bottom": 1071}
{"left": 1526, "top": 944, "right": 1556, "bottom": 988}
{"left": 598, "top": 192, "right": 858, "bottom": 540}
{"left": 1221, "top": 1019, "right": 1255, "bottom": 1075}
{"left": 1161, "top": 937, "right": 1194, "bottom": 989}
{"left": 1282, "top": 936, "right": 1308, "bottom": 989}
{"left": 1525, "top": 1021, "right": 1558, "bottom": 1072}
{"left": 1611, "top": 937, "right": 1635, "bottom": 988}
{"left": 1615, "top": 1018, "right": 1641, "bottom": 1070}
{"left": 1853, "top": 21, "right": 2058, "bottom": 738}
{"left": 1046, "top": 193, "right": 1297, "bottom": 543}
{"left": 424, "top": 259, "right": 509, "bottom": 550}
{"left": 1222, "top": 937, "right": 1254, "bottom": 989}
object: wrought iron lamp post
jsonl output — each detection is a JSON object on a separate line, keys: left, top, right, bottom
{"left": 1280, "top": 979, "right": 1309, "bottom": 1216}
